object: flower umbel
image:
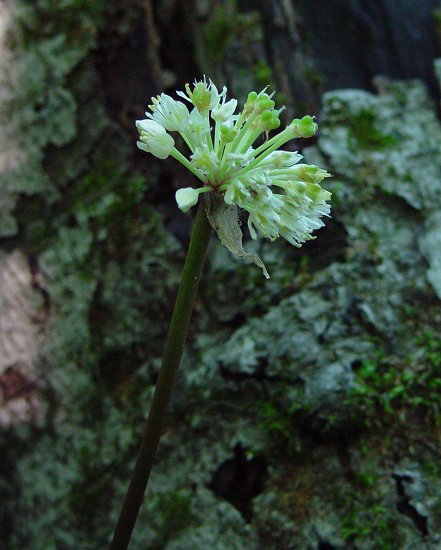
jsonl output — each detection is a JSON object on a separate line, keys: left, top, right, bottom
{"left": 136, "top": 77, "right": 331, "bottom": 275}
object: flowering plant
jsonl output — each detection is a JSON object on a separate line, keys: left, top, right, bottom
{"left": 111, "top": 79, "right": 331, "bottom": 549}
{"left": 136, "top": 77, "right": 331, "bottom": 276}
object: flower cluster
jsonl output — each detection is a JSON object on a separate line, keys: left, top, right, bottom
{"left": 136, "top": 77, "right": 331, "bottom": 248}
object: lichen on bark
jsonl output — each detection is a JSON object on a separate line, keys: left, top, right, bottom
{"left": 1, "top": 1, "right": 441, "bottom": 549}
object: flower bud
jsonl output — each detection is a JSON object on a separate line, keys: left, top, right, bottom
{"left": 260, "top": 110, "right": 281, "bottom": 131}
{"left": 246, "top": 91, "right": 258, "bottom": 105}
{"left": 290, "top": 164, "right": 330, "bottom": 183}
{"left": 243, "top": 91, "right": 258, "bottom": 114}
{"left": 220, "top": 123, "right": 237, "bottom": 143}
{"left": 255, "top": 96, "right": 275, "bottom": 113}
{"left": 305, "top": 183, "right": 332, "bottom": 203}
{"left": 289, "top": 115, "right": 318, "bottom": 138}
{"left": 175, "top": 187, "right": 200, "bottom": 212}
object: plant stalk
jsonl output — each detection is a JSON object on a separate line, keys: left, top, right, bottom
{"left": 110, "top": 199, "right": 212, "bottom": 550}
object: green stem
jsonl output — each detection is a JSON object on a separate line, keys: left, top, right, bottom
{"left": 171, "top": 148, "right": 206, "bottom": 183}
{"left": 109, "top": 199, "right": 212, "bottom": 550}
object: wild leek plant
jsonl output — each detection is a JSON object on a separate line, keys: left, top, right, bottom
{"left": 110, "top": 77, "right": 331, "bottom": 549}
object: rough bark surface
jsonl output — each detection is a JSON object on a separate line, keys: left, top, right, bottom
{"left": 1, "top": 1, "right": 441, "bottom": 549}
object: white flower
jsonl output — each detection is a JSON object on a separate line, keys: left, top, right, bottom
{"left": 147, "top": 93, "right": 189, "bottom": 132}
{"left": 175, "top": 187, "right": 200, "bottom": 213}
{"left": 136, "top": 78, "right": 332, "bottom": 265}
{"left": 180, "top": 108, "right": 211, "bottom": 153}
{"left": 136, "top": 120, "right": 175, "bottom": 159}
{"left": 177, "top": 76, "right": 226, "bottom": 113}
{"left": 259, "top": 151, "right": 303, "bottom": 168}
{"left": 191, "top": 146, "right": 220, "bottom": 176}
{"left": 211, "top": 98, "right": 237, "bottom": 122}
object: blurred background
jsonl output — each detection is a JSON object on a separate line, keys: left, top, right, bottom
{"left": 1, "top": 1, "right": 441, "bottom": 548}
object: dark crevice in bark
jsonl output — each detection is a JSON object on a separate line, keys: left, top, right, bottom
{"left": 393, "top": 473, "right": 429, "bottom": 537}
{"left": 219, "top": 359, "right": 301, "bottom": 386}
{"left": 208, "top": 444, "right": 267, "bottom": 521}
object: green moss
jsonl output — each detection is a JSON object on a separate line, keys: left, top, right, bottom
{"left": 150, "top": 490, "right": 196, "bottom": 548}
{"left": 303, "top": 65, "right": 324, "bottom": 89}
{"left": 347, "top": 332, "right": 441, "bottom": 421}
{"left": 1, "top": 3, "right": 185, "bottom": 546}
{"left": 348, "top": 108, "right": 397, "bottom": 150}
{"left": 8, "top": 190, "right": 181, "bottom": 546}
{"left": 3, "top": 5, "right": 441, "bottom": 549}
{"left": 257, "top": 401, "right": 292, "bottom": 439}
{"left": 204, "top": 0, "right": 237, "bottom": 64}
{"left": 253, "top": 60, "right": 273, "bottom": 89}
{"left": 341, "top": 503, "right": 400, "bottom": 549}
{"left": 0, "top": 0, "right": 107, "bottom": 237}
{"left": 421, "top": 459, "right": 441, "bottom": 481}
